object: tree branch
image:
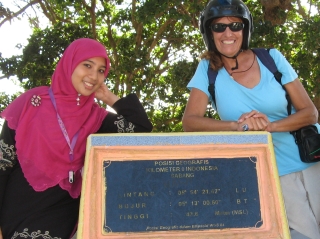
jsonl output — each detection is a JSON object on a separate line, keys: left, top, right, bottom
{"left": 147, "top": 18, "right": 176, "bottom": 60}
{"left": 82, "top": 0, "right": 97, "bottom": 39}
{"left": 0, "top": 0, "right": 40, "bottom": 27}
{"left": 37, "top": 0, "right": 58, "bottom": 24}
{"left": 296, "top": 0, "right": 308, "bottom": 18}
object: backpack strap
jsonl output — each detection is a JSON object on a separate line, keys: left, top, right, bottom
{"left": 252, "top": 48, "right": 291, "bottom": 115}
{"left": 251, "top": 48, "right": 282, "bottom": 83}
{"left": 207, "top": 48, "right": 292, "bottom": 115}
{"left": 207, "top": 66, "right": 218, "bottom": 107}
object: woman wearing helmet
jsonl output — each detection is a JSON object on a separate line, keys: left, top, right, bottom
{"left": 182, "top": 0, "right": 320, "bottom": 238}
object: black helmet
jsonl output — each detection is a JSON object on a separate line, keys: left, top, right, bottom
{"left": 199, "top": 0, "right": 253, "bottom": 51}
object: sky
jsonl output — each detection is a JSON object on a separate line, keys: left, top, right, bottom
{"left": 0, "top": 2, "right": 40, "bottom": 128}
{"left": 0, "top": 1, "right": 44, "bottom": 95}
{"left": 0, "top": 18, "right": 30, "bottom": 94}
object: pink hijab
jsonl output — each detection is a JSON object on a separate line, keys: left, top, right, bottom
{"left": 1, "top": 38, "right": 109, "bottom": 198}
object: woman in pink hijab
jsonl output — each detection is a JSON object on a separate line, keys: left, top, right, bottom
{"left": 0, "top": 38, "right": 152, "bottom": 238}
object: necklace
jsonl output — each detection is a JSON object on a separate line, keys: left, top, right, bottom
{"left": 221, "top": 49, "right": 243, "bottom": 70}
{"left": 228, "top": 54, "right": 256, "bottom": 79}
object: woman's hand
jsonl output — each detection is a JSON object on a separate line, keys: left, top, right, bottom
{"left": 237, "top": 110, "right": 270, "bottom": 131}
{"left": 238, "top": 110, "right": 260, "bottom": 123}
{"left": 95, "top": 83, "right": 120, "bottom": 106}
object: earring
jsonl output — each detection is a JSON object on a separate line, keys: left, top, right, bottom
{"left": 76, "top": 94, "right": 81, "bottom": 105}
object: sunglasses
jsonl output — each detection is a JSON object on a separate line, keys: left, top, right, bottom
{"left": 210, "top": 22, "right": 245, "bottom": 33}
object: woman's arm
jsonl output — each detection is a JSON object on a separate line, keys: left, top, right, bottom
{"left": 95, "top": 83, "right": 120, "bottom": 106}
{"left": 183, "top": 88, "right": 268, "bottom": 132}
{"left": 96, "top": 93, "right": 153, "bottom": 133}
{"left": 238, "top": 78, "right": 318, "bottom": 133}
{"left": 0, "top": 121, "right": 17, "bottom": 221}
{"left": 94, "top": 83, "right": 152, "bottom": 133}
{"left": 183, "top": 88, "right": 239, "bottom": 132}
{"left": 267, "top": 78, "right": 318, "bottom": 132}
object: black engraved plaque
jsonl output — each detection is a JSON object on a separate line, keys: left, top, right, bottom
{"left": 103, "top": 157, "right": 261, "bottom": 233}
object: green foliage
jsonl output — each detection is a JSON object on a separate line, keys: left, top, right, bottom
{"left": 0, "top": 0, "right": 319, "bottom": 130}
{"left": 291, "top": 16, "right": 320, "bottom": 98}
{"left": 0, "top": 92, "right": 20, "bottom": 113}
{"left": 249, "top": 0, "right": 320, "bottom": 104}
{"left": 0, "top": 22, "right": 92, "bottom": 90}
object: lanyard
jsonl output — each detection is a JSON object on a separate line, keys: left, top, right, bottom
{"left": 48, "top": 88, "right": 80, "bottom": 183}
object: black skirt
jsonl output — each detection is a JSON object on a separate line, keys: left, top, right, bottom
{"left": 0, "top": 163, "right": 80, "bottom": 239}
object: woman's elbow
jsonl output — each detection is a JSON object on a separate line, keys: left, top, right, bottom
{"left": 182, "top": 115, "right": 194, "bottom": 132}
{"left": 312, "top": 106, "right": 319, "bottom": 124}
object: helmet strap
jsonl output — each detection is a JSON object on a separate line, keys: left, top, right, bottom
{"left": 220, "top": 49, "right": 243, "bottom": 70}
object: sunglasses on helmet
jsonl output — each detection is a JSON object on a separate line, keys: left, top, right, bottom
{"left": 210, "top": 22, "right": 245, "bottom": 33}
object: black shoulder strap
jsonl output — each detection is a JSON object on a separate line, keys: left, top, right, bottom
{"left": 207, "top": 66, "right": 218, "bottom": 107}
{"left": 207, "top": 48, "right": 292, "bottom": 115}
{"left": 251, "top": 48, "right": 282, "bottom": 83}
{"left": 252, "top": 48, "right": 291, "bottom": 115}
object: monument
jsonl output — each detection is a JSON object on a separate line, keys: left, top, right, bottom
{"left": 77, "top": 132, "right": 290, "bottom": 239}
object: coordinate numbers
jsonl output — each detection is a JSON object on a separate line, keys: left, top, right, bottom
{"left": 178, "top": 200, "right": 221, "bottom": 207}
{"left": 177, "top": 189, "right": 220, "bottom": 195}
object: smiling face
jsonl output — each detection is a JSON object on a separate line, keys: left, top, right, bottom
{"left": 212, "top": 17, "right": 243, "bottom": 57}
{"left": 71, "top": 57, "right": 107, "bottom": 96}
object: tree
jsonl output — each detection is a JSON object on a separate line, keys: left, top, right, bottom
{"left": 0, "top": 0, "right": 319, "bottom": 131}
{"left": 0, "top": 92, "right": 21, "bottom": 113}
